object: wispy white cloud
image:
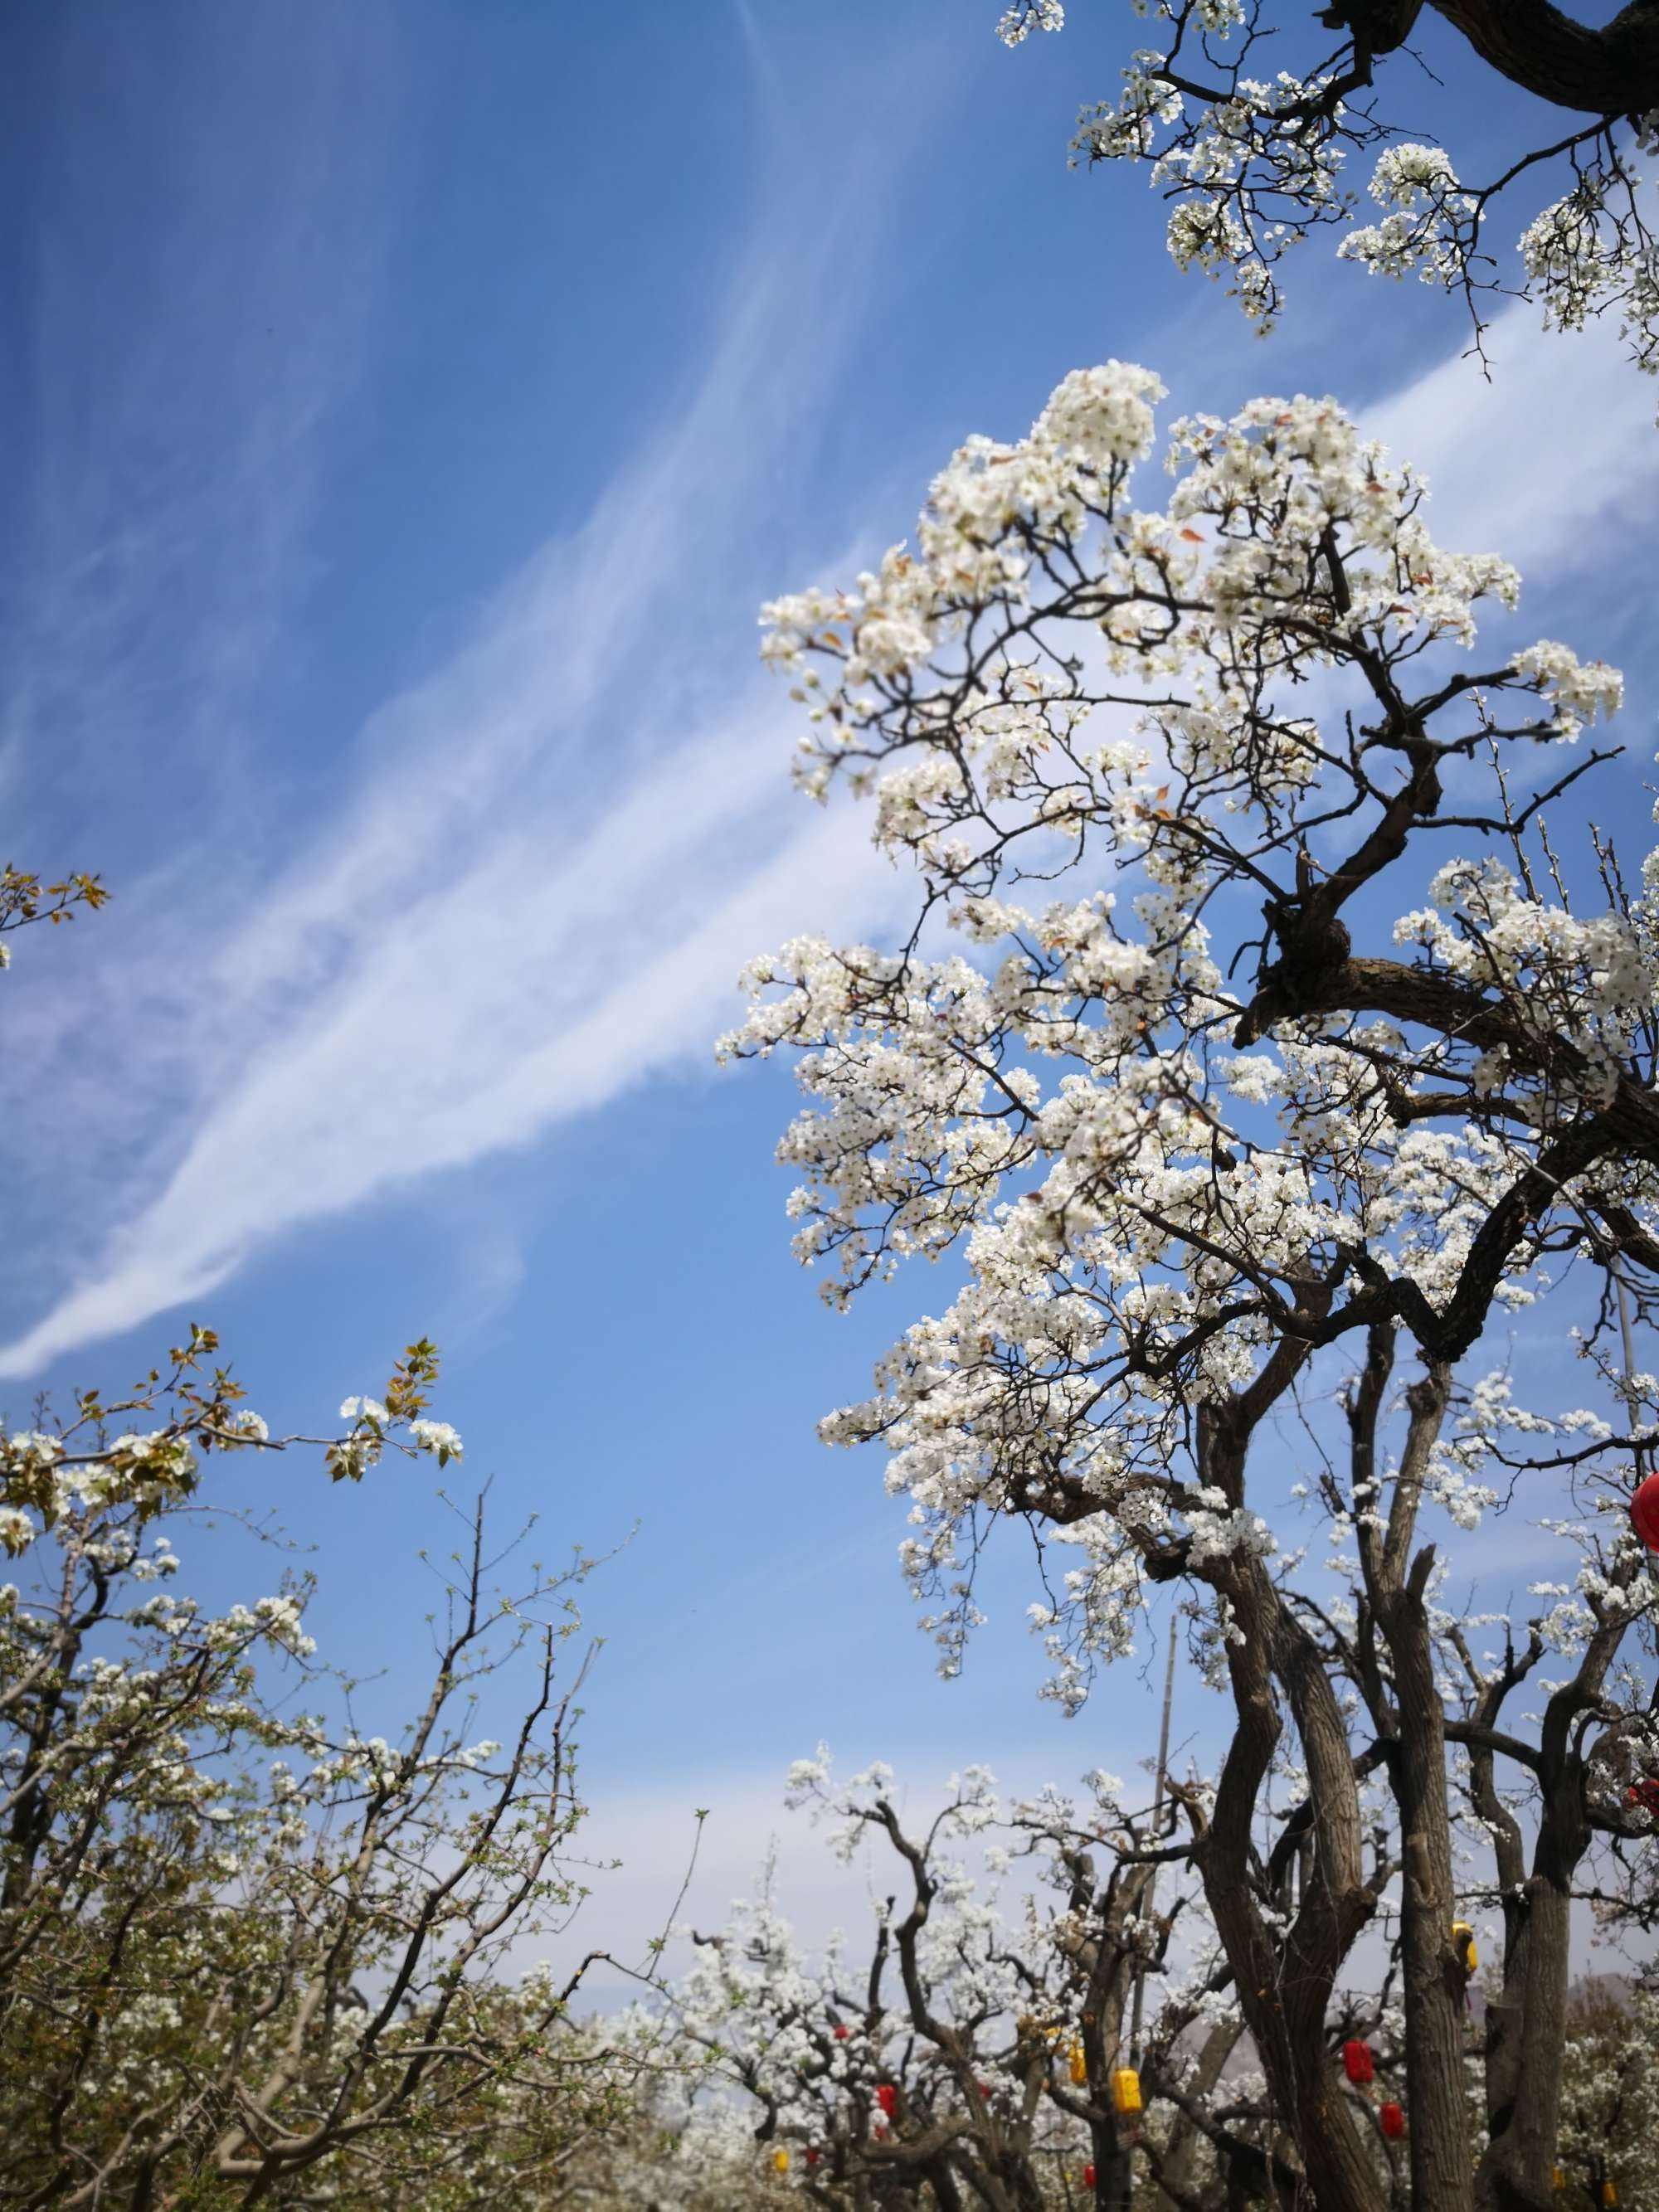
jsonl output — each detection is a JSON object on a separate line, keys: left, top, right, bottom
{"left": 4, "top": 4, "right": 398, "bottom": 818}
{"left": 0, "top": 780, "right": 897, "bottom": 1375}
{"left": 1360, "top": 303, "right": 1659, "bottom": 569}
{"left": 0, "top": 36, "right": 932, "bottom": 1381}
{"left": 6, "top": 147, "right": 1654, "bottom": 1381}
{"left": 0, "top": 6, "right": 408, "bottom": 1291}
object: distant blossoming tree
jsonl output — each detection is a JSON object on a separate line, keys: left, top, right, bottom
{"left": 599, "top": 1937, "right": 1659, "bottom": 2210}
{"left": 995, "top": 1, "right": 1659, "bottom": 391}
{"left": 1553, "top": 1981, "right": 1659, "bottom": 2211}
{"left": 658, "top": 1755, "right": 1217, "bottom": 2210}
{"left": 726, "top": 359, "right": 1659, "bottom": 2212}
{"left": 0, "top": 1324, "right": 628, "bottom": 2205}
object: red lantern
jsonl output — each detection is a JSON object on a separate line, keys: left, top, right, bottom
{"left": 1379, "top": 2102, "right": 1405, "bottom": 2141}
{"left": 978, "top": 2082, "right": 991, "bottom": 2099}
{"left": 1341, "top": 2039, "right": 1374, "bottom": 2085}
{"left": 833, "top": 2024, "right": 849, "bottom": 2041}
{"left": 1082, "top": 2164, "right": 1097, "bottom": 2189}
{"left": 1631, "top": 1472, "right": 1659, "bottom": 1549}
{"left": 806, "top": 2148, "right": 820, "bottom": 2169}
{"left": 876, "top": 2083, "right": 898, "bottom": 2117}
{"left": 1627, "top": 1777, "right": 1659, "bottom": 1813}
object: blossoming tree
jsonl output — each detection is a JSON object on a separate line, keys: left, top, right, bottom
{"left": 995, "top": 1, "right": 1658, "bottom": 388}
{"left": 724, "top": 359, "right": 1659, "bottom": 2212}
{"left": 0, "top": 1326, "right": 625, "bottom": 2205}
{"left": 659, "top": 1756, "right": 1223, "bottom": 2210}
{"left": 567, "top": 1764, "right": 1659, "bottom": 2211}
{"left": 1554, "top": 1981, "right": 1659, "bottom": 2212}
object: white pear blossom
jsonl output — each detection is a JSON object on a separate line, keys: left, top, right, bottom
{"left": 998, "top": 1, "right": 1659, "bottom": 403}
{"left": 733, "top": 351, "right": 1659, "bottom": 2195}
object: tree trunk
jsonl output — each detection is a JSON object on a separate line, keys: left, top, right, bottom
{"left": 1192, "top": 1403, "right": 1384, "bottom": 2212}
{"left": 1477, "top": 1595, "right": 1633, "bottom": 2211}
{"left": 1461, "top": 1650, "right": 1534, "bottom": 2161}
{"left": 1153, "top": 2020, "right": 1240, "bottom": 2208}
{"left": 1099, "top": 2132, "right": 1133, "bottom": 2212}
{"left": 1429, "top": 0, "right": 1659, "bottom": 115}
{"left": 1383, "top": 1592, "right": 1475, "bottom": 2212}
{"left": 1370, "top": 1363, "right": 1472, "bottom": 2212}
{"left": 1478, "top": 1830, "right": 1576, "bottom": 2212}
{"left": 1200, "top": 1589, "right": 1383, "bottom": 2212}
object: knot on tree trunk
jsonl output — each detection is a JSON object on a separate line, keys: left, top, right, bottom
{"left": 1337, "top": 1883, "right": 1379, "bottom": 1945}
{"left": 1234, "top": 905, "right": 1354, "bottom": 1045}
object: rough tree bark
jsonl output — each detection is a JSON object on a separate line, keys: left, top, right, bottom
{"left": 1350, "top": 1348, "right": 1474, "bottom": 2212}
{"left": 1429, "top": 0, "right": 1659, "bottom": 113}
{"left": 1472, "top": 1589, "right": 1636, "bottom": 2212}
{"left": 1326, "top": 0, "right": 1659, "bottom": 112}
{"left": 1194, "top": 1398, "right": 1387, "bottom": 2212}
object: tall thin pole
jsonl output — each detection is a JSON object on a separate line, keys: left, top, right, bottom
{"left": 1129, "top": 1618, "right": 1178, "bottom": 2064}
{"left": 1109, "top": 1621, "right": 1179, "bottom": 2212}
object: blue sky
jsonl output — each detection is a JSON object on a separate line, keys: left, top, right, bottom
{"left": 6, "top": 1, "right": 1659, "bottom": 1958}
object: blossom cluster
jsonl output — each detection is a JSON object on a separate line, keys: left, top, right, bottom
{"left": 997, "top": 2, "right": 1659, "bottom": 396}
{"left": 732, "top": 357, "right": 1642, "bottom": 1691}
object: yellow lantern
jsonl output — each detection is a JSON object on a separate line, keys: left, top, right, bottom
{"left": 1553, "top": 2172, "right": 1565, "bottom": 2192}
{"left": 773, "top": 2146, "right": 790, "bottom": 2175}
{"left": 1068, "top": 2041, "right": 1087, "bottom": 2086}
{"left": 1601, "top": 2185, "right": 1618, "bottom": 2210}
{"left": 1109, "top": 2067, "right": 1142, "bottom": 2117}
{"left": 1451, "top": 1921, "right": 1477, "bottom": 1972}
